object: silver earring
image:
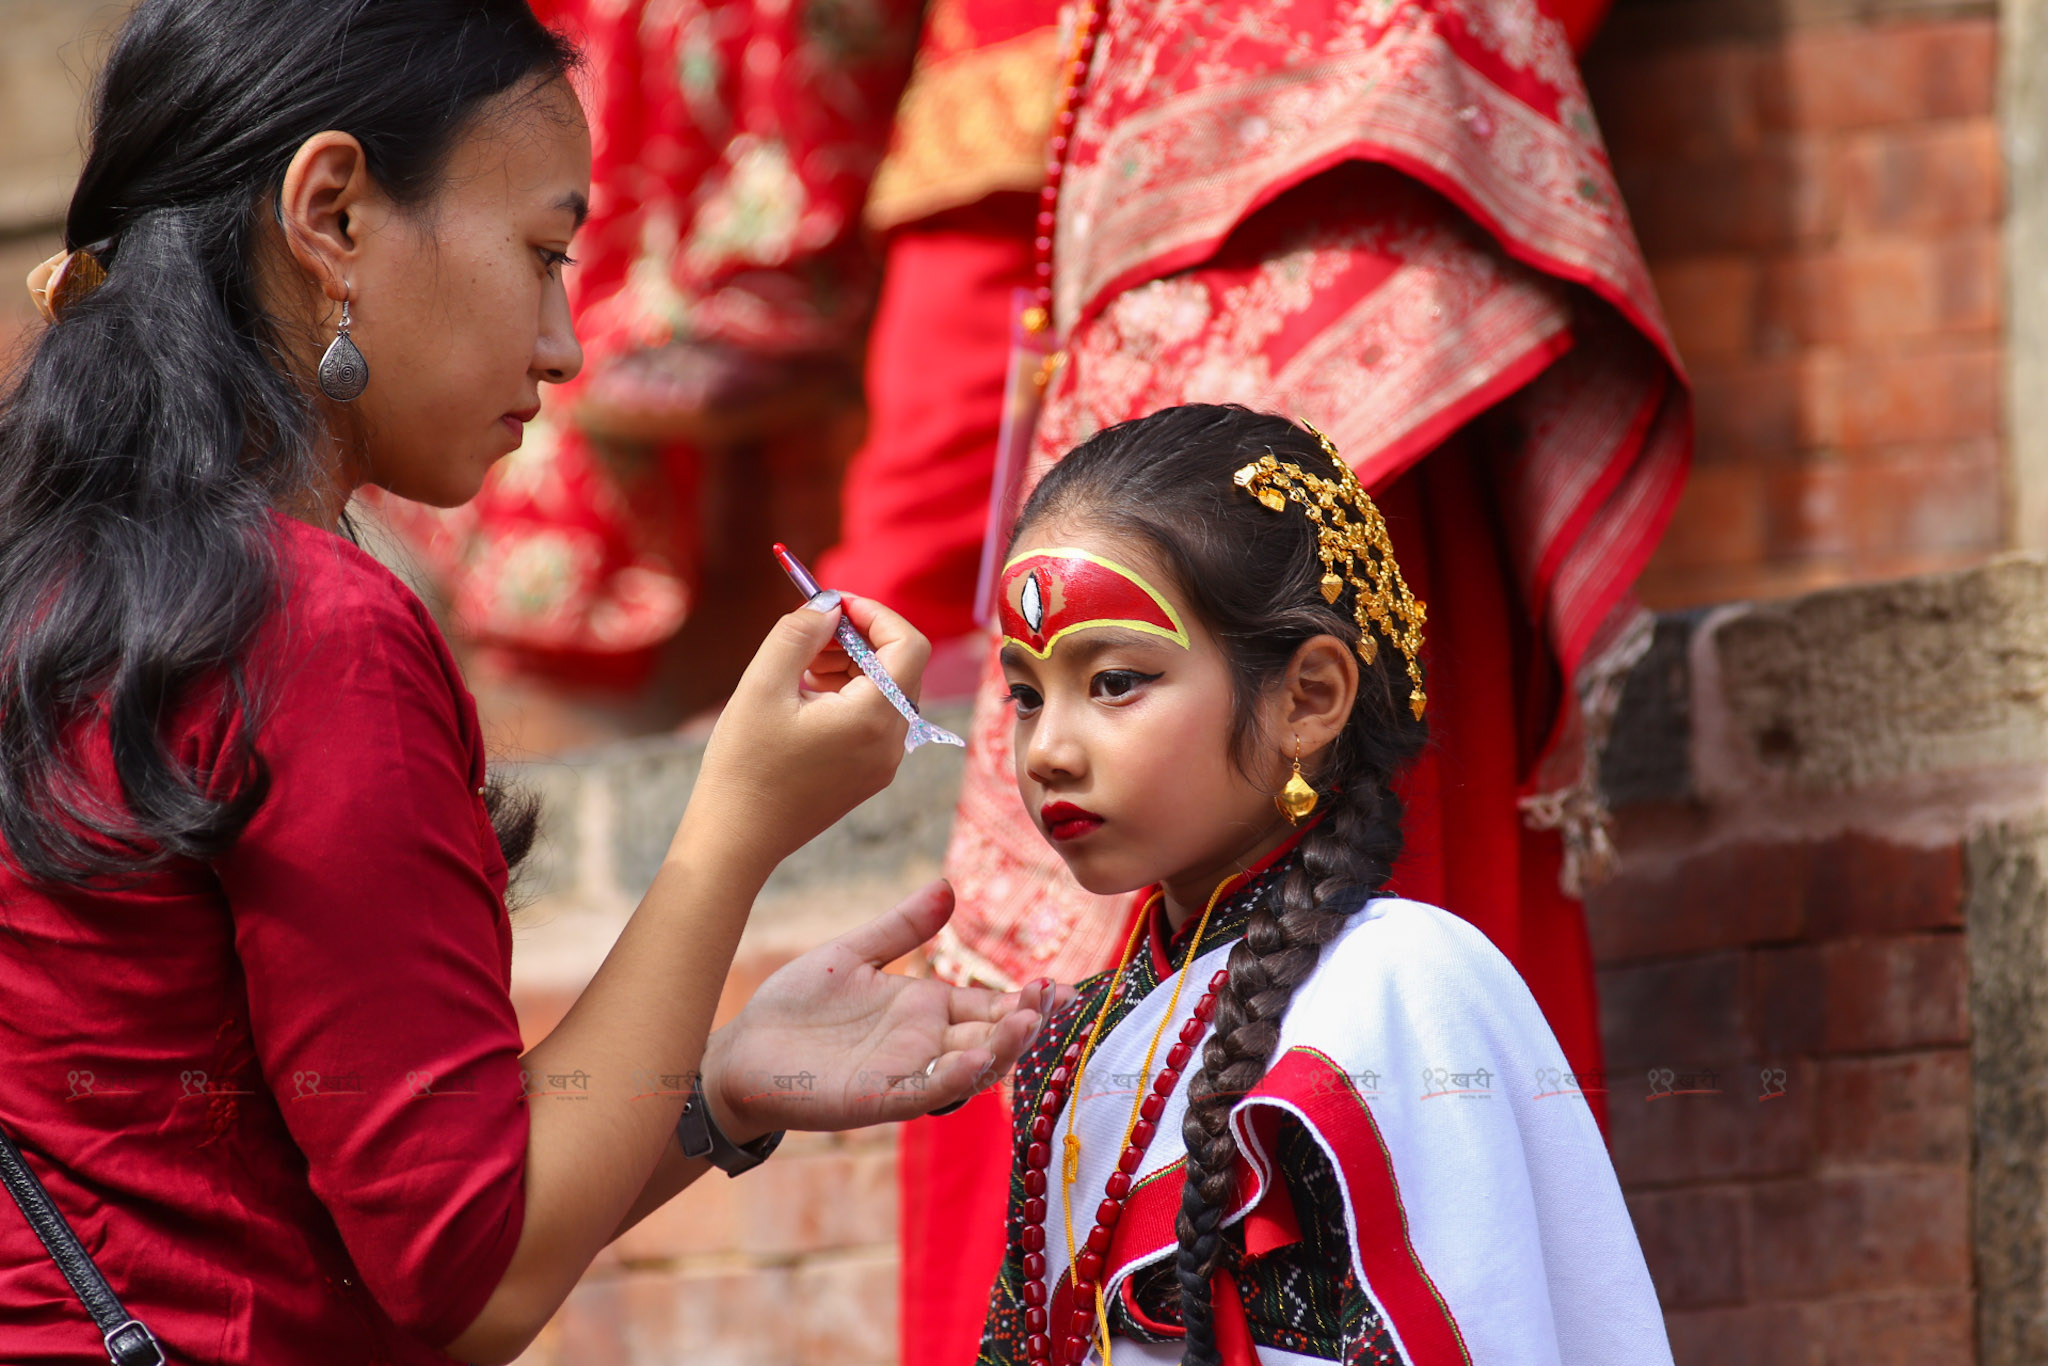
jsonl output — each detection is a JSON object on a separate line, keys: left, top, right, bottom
{"left": 317, "top": 291, "right": 368, "bottom": 401}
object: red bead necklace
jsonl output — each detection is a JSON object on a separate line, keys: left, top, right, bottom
{"left": 1017, "top": 870, "right": 1243, "bottom": 1366}
{"left": 1022, "top": 0, "right": 1108, "bottom": 336}
{"left": 1020, "top": 968, "right": 1228, "bottom": 1366}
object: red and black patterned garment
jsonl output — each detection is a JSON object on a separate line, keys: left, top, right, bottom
{"left": 976, "top": 853, "right": 1407, "bottom": 1366}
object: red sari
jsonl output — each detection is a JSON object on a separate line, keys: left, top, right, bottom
{"left": 884, "top": 3, "right": 1683, "bottom": 1362}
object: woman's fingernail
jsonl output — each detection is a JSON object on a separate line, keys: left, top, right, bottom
{"left": 804, "top": 589, "right": 843, "bottom": 613}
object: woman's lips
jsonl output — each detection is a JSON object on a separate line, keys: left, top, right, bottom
{"left": 1040, "top": 802, "right": 1104, "bottom": 843}
{"left": 501, "top": 405, "right": 542, "bottom": 439}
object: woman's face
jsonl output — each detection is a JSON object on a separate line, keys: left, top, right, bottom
{"left": 275, "top": 76, "right": 591, "bottom": 512}
{"left": 998, "top": 515, "right": 1298, "bottom": 908}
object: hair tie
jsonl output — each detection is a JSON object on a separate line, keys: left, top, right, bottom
{"left": 26, "top": 240, "right": 113, "bottom": 324}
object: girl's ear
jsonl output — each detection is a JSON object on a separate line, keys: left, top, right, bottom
{"left": 1279, "top": 634, "right": 1358, "bottom": 764}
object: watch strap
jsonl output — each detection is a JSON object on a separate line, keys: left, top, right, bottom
{"left": 676, "top": 1075, "right": 784, "bottom": 1176}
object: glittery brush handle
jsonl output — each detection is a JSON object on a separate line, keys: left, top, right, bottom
{"left": 833, "top": 621, "right": 965, "bottom": 753}
{"left": 773, "top": 542, "right": 963, "bottom": 753}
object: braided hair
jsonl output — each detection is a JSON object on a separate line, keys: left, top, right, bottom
{"left": 1013, "top": 404, "right": 1428, "bottom": 1364}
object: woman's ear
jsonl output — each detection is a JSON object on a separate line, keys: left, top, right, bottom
{"left": 276, "top": 131, "right": 382, "bottom": 305}
{"left": 1280, "top": 635, "right": 1359, "bottom": 767}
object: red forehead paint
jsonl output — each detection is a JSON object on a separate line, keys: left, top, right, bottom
{"left": 997, "top": 548, "right": 1189, "bottom": 659}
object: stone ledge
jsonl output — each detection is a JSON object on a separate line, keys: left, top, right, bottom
{"left": 1604, "top": 554, "right": 2048, "bottom": 818}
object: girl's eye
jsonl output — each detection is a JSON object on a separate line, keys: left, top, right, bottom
{"left": 1006, "top": 683, "right": 1043, "bottom": 714}
{"left": 1091, "top": 669, "right": 1160, "bottom": 701}
{"left": 538, "top": 247, "right": 578, "bottom": 278}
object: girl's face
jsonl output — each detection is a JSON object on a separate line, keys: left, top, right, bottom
{"left": 271, "top": 76, "right": 591, "bottom": 515}
{"left": 999, "top": 516, "right": 1298, "bottom": 909}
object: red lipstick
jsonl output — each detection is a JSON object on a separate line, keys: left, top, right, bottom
{"left": 1040, "top": 801, "right": 1104, "bottom": 842}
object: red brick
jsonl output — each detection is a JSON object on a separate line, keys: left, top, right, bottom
{"left": 1802, "top": 344, "right": 2000, "bottom": 448}
{"left": 610, "top": 1158, "right": 743, "bottom": 1262}
{"left": 1608, "top": 1058, "right": 1815, "bottom": 1188}
{"left": 1588, "top": 43, "right": 1766, "bottom": 163}
{"left": 1761, "top": 458, "right": 1853, "bottom": 561}
{"left": 1748, "top": 1170, "right": 1970, "bottom": 1298}
{"left": 790, "top": 1252, "right": 900, "bottom": 1366}
{"left": 1816, "top": 1051, "right": 1970, "bottom": 1168}
{"left": 1758, "top": 231, "right": 2000, "bottom": 348}
{"left": 1598, "top": 953, "right": 1743, "bottom": 1072}
{"left": 1652, "top": 256, "right": 1761, "bottom": 359}
{"left": 1585, "top": 841, "right": 1807, "bottom": 964}
{"left": 1618, "top": 137, "right": 1842, "bottom": 256}
{"left": 1742, "top": 944, "right": 1828, "bottom": 1059}
{"left": 1636, "top": 554, "right": 1855, "bottom": 613}
{"left": 1821, "top": 934, "right": 1970, "bottom": 1054}
{"left": 1812, "top": 1290, "right": 1974, "bottom": 1366}
{"left": 1649, "top": 463, "right": 1770, "bottom": 573}
{"left": 1804, "top": 834, "right": 1966, "bottom": 937}
{"left": 1835, "top": 440, "right": 2003, "bottom": 558}
{"left": 1839, "top": 121, "right": 2003, "bottom": 236}
{"left": 1691, "top": 359, "right": 1805, "bottom": 465}
{"left": 1932, "top": 227, "right": 2003, "bottom": 333}
{"left": 735, "top": 1143, "right": 898, "bottom": 1256}
{"left": 1663, "top": 1302, "right": 1814, "bottom": 1366}
{"left": 1763, "top": 21, "right": 1996, "bottom": 132}
{"left": 1758, "top": 444, "right": 2002, "bottom": 568}
{"left": 534, "top": 1265, "right": 803, "bottom": 1366}
{"left": 639, "top": 1264, "right": 802, "bottom": 1366}
{"left": 1625, "top": 1187, "right": 1747, "bottom": 1309}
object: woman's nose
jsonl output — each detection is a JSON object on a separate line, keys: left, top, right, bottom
{"left": 535, "top": 282, "right": 583, "bottom": 384}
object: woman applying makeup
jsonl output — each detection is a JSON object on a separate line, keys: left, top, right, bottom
{"left": 0, "top": 4, "right": 1044, "bottom": 1363}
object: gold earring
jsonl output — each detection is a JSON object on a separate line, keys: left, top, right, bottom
{"left": 1276, "top": 735, "right": 1318, "bottom": 825}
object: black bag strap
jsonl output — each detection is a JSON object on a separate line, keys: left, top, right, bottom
{"left": 0, "top": 1123, "right": 165, "bottom": 1366}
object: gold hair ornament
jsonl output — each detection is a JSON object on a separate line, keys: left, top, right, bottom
{"left": 1233, "top": 422, "right": 1428, "bottom": 720}
{"left": 25, "top": 241, "right": 112, "bottom": 324}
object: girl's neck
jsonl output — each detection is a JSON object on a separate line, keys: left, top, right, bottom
{"left": 1156, "top": 812, "right": 1298, "bottom": 932}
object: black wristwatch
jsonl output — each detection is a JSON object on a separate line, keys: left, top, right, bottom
{"left": 676, "top": 1074, "right": 784, "bottom": 1177}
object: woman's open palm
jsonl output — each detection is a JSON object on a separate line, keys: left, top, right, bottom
{"left": 708, "top": 881, "right": 1064, "bottom": 1133}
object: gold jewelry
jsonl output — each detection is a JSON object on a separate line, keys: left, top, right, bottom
{"left": 1276, "top": 735, "right": 1319, "bottom": 824}
{"left": 26, "top": 242, "right": 110, "bottom": 324}
{"left": 1233, "top": 421, "right": 1428, "bottom": 719}
{"left": 1062, "top": 878, "right": 1231, "bottom": 1366}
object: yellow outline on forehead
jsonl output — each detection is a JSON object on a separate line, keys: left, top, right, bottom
{"left": 998, "top": 546, "right": 1191, "bottom": 660}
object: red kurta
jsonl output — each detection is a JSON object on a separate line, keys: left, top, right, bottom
{"left": 0, "top": 515, "right": 530, "bottom": 1364}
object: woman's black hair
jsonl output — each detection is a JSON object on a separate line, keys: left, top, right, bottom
{"left": 1011, "top": 403, "right": 1429, "bottom": 1366}
{"left": 0, "top": 0, "right": 574, "bottom": 885}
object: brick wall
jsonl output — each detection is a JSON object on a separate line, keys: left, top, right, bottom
{"left": 1589, "top": 829, "right": 1973, "bottom": 1361}
{"left": 1584, "top": 0, "right": 2005, "bottom": 608}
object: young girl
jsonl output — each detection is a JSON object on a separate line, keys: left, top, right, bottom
{"left": 978, "top": 405, "right": 1670, "bottom": 1366}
